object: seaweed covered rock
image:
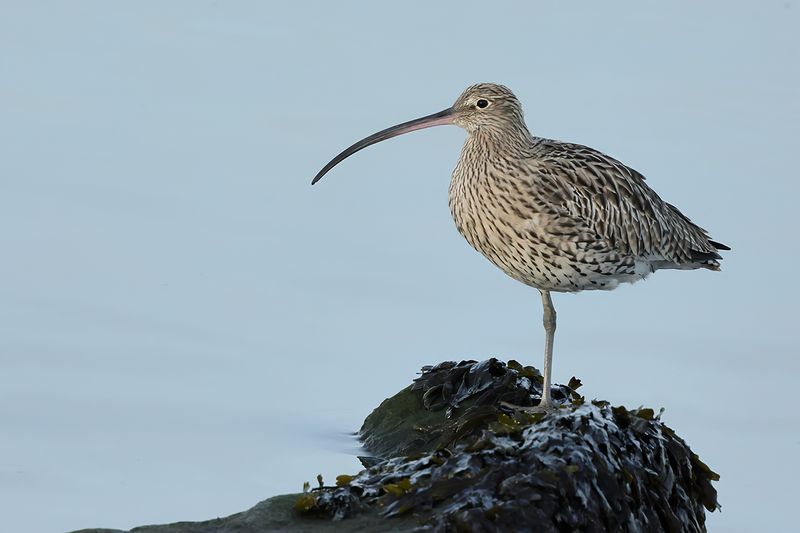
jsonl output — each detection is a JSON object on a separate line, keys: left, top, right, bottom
{"left": 73, "top": 359, "right": 719, "bottom": 533}
{"left": 299, "top": 359, "right": 719, "bottom": 532}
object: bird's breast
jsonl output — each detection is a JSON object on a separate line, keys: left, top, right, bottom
{"left": 447, "top": 158, "right": 630, "bottom": 292}
{"left": 448, "top": 161, "right": 551, "bottom": 286}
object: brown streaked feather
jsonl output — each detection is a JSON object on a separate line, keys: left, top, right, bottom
{"left": 529, "top": 140, "right": 724, "bottom": 267}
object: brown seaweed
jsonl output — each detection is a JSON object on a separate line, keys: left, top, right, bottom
{"left": 299, "top": 358, "right": 719, "bottom": 532}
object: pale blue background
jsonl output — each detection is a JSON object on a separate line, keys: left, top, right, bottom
{"left": 1, "top": 1, "right": 798, "bottom": 532}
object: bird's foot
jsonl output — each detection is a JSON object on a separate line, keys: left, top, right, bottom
{"left": 499, "top": 399, "right": 556, "bottom": 415}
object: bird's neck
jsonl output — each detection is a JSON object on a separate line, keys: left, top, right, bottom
{"left": 467, "top": 122, "right": 534, "bottom": 158}
{"left": 452, "top": 123, "right": 534, "bottom": 190}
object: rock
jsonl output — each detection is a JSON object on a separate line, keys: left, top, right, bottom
{"left": 70, "top": 493, "right": 418, "bottom": 533}
{"left": 72, "top": 358, "right": 719, "bottom": 533}
{"left": 303, "top": 359, "right": 719, "bottom": 532}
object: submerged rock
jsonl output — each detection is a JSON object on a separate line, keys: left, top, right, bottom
{"left": 73, "top": 359, "right": 719, "bottom": 533}
{"left": 70, "top": 493, "right": 418, "bottom": 533}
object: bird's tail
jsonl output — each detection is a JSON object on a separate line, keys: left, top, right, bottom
{"left": 688, "top": 240, "right": 730, "bottom": 271}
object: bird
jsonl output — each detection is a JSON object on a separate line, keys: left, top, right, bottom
{"left": 311, "top": 83, "right": 728, "bottom": 411}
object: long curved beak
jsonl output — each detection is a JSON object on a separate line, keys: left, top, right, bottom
{"left": 311, "top": 107, "right": 455, "bottom": 185}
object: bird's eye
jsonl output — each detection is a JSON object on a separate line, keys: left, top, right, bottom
{"left": 476, "top": 99, "right": 489, "bottom": 109}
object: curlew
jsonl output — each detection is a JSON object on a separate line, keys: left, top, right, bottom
{"left": 312, "top": 83, "right": 728, "bottom": 411}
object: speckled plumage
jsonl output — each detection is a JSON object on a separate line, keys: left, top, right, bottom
{"left": 312, "top": 82, "right": 728, "bottom": 411}
{"left": 448, "top": 84, "right": 727, "bottom": 294}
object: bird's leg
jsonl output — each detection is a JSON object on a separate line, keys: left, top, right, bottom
{"left": 538, "top": 289, "right": 556, "bottom": 410}
{"left": 499, "top": 290, "right": 557, "bottom": 414}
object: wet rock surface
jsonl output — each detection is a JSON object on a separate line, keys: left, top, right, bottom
{"left": 70, "top": 493, "right": 417, "bottom": 533}
{"left": 73, "top": 358, "right": 719, "bottom": 532}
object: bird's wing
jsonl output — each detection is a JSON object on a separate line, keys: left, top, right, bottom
{"left": 528, "top": 140, "right": 725, "bottom": 265}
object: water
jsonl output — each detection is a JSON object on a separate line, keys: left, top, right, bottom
{"left": 1, "top": 1, "right": 798, "bottom": 531}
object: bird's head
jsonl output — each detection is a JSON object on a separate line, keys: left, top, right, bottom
{"left": 451, "top": 83, "right": 526, "bottom": 134}
{"left": 312, "top": 83, "right": 527, "bottom": 185}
